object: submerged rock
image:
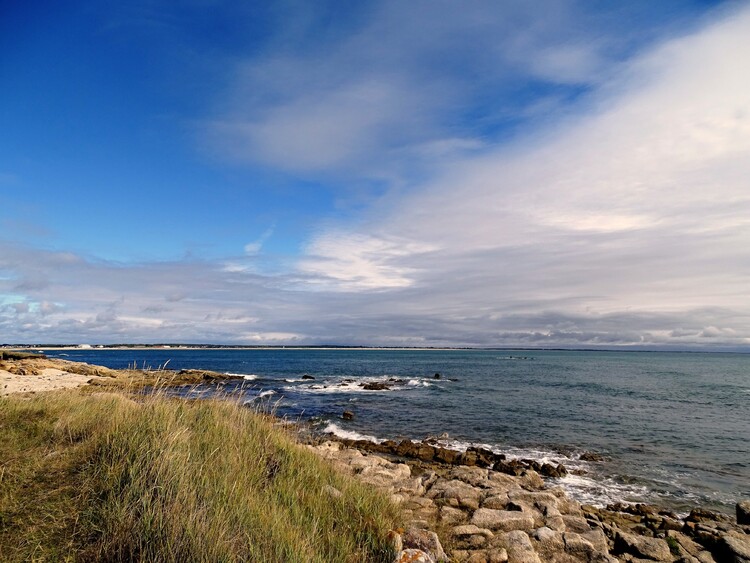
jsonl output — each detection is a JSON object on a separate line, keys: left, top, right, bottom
{"left": 362, "top": 382, "right": 391, "bottom": 391}
{"left": 580, "top": 452, "right": 605, "bottom": 462}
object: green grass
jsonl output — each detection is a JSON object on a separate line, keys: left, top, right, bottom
{"left": 0, "top": 390, "right": 399, "bottom": 562}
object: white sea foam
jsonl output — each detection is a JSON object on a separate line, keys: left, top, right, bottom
{"left": 224, "top": 372, "right": 258, "bottom": 380}
{"left": 322, "top": 422, "right": 385, "bottom": 444}
{"left": 424, "top": 438, "right": 656, "bottom": 507}
{"left": 284, "top": 378, "right": 304, "bottom": 383}
{"left": 284, "top": 375, "right": 414, "bottom": 394}
{"left": 407, "top": 379, "right": 432, "bottom": 387}
{"left": 258, "top": 390, "right": 276, "bottom": 398}
{"left": 559, "top": 473, "right": 651, "bottom": 508}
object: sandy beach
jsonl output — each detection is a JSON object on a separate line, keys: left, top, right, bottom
{"left": 0, "top": 366, "right": 92, "bottom": 395}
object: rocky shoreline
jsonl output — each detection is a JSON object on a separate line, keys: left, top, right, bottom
{"left": 308, "top": 437, "right": 750, "bottom": 563}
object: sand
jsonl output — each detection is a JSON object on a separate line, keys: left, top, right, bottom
{"left": 0, "top": 367, "right": 92, "bottom": 395}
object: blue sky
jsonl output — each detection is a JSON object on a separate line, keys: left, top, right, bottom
{"left": 2, "top": 1, "right": 750, "bottom": 347}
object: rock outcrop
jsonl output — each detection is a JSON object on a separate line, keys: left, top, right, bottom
{"left": 308, "top": 439, "right": 749, "bottom": 563}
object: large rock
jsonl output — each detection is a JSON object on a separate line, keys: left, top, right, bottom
{"left": 435, "top": 447, "right": 461, "bottom": 464}
{"left": 532, "top": 526, "right": 564, "bottom": 551}
{"left": 720, "top": 533, "right": 750, "bottom": 562}
{"left": 563, "top": 532, "right": 596, "bottom": 555}
{"left": 427, "top": 479, "right": 483, "bottom": 510}
{"left": 471, "top": 509, "right": 535, "bottom": 532}
{"left": 561, "top": 515, "right": 591, "bottom": 534}
{"left": 517, "top": 471, "right": 545, "bottom": 491}
{"left": 403, "top": 527, "right": 449, "bottom": 562}
{"left": 451, "top": 524, "right": 495, "bottom": 540}
{"left": 738, "top": 501, "right": 750, "bottom": 526}
{"left": 447, "top": 466, "right": 490, "bottom": 487}
{"left": 488, "top": 471, "right": 521, "bottom": 492}
{"left": 503, "top": 530, "right": 542, "bottom": 563}
{"left": 440, "top": 505, "right": 467, "bottom": 525}
{"left": 615, "top": 531, "right": 672, "bottom": 561}
{"left": 483, "top": 494, "right": 510, "bottom": 510}
{"left": 394, "top": 548, "right": 433, "bottom": 562}
{"left": 358, "top": 462, "right": 411, "bottom": 491}
{"left": 581, "top": 528, "right": 609, "bottom": 553}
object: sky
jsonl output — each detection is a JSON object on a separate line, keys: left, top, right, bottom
{"left": 2, "top": 0, "right": 750, "bottom": 348}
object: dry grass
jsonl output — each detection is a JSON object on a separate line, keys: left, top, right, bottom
{"left": 0, "top": 389, "right": 399, "bottom": 562}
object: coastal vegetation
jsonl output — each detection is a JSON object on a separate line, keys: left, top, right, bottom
{"left": 0, "top": 389, "right": 399, "bottom": 562}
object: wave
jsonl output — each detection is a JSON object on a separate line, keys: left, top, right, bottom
{"left": 407, "top": 379, "right": 432, "bottom": 387}
{"left": 284, "top": 374, "right": 441, "bottom": 394}
{"left": 559, "top": 473, "right": 652, "bottom": 509}
{"left": 224, "top": 372, "right": 259, "bottom": 380}
{"left": 322, "top": 422, "right": 386, "bottom": 444}
{"left": 258, "top": 390, "right": 276, "bottom": 398}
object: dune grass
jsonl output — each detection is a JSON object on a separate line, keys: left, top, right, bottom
{"left": 0, "top": 390, "right": 399, "bottom": 562}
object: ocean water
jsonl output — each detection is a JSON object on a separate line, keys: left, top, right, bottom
{"left": 43, "top": 348, "right": 749, "bottom": 514}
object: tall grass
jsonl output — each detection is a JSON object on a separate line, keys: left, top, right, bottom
{"left": 0, "top": 390, "right": 399, "bottom": 562}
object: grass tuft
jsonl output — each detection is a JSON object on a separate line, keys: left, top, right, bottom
{"left": 0, "top": 390, "right": 399, "bottom": 562}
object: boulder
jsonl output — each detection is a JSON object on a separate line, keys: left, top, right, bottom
{"left": 581, "top": 528, "right": 609, "bottom": 553}
{"left": 517, "top": 471, "right": 545, "bottom": 491}
{"left": 487, "top": 548, "right": 509, "bottom": 562}
{"left": 532, "top": 526, "right": 564, "bottom": 551}
{"left": 719, "top": 533, "right": 750, "bottom": 562}
{"left": 447, "top": 466, "right": 490, "bottom": 487}
{"left": 427, "top": 479, "right": 483, "bottom": 510}
{"left": 471, "top": 509, "right": 535, "bottom": 532}
{"left": 394, "top": 548, "right": 433, "bottom": 563}
{"left": 488, "top": 471, "right": 521, "bottom": 492}
{"left": 342, "top": 410, "right": 354, "bottom": 420}
{"left": 414, "top": 443, "right": 438, "bottom": 462}
{"left": 502, "top": 530, "right": 542, "bottom": 563}
{"left": 301, "top": 374, "right": 315, "bottom": 380}
{"left": 539, "top": 463, "right": 567, "bottom": 478}
{"left": 435, "top": 447, "right": 461, "bottom": 464}
{"left": 563, "top": 532, "right": 596, "bottom": 554}
{"left": 738, "top": 501, "right": 750, "bottom": 526}
{"left": 615, "top": 531, "right": 672, "bottom": 561}
{"left": 403, "top": 527, "right": 449, "bottom": 562}
{"left": 440, "top": 505, "right": 468, "bottom": 525}
{"left": 388, "top": 530, "right": 403, "bottom": 553}
{"left": 561, "top": 515, "right": 591, "bottom": 534}
{"left": 482, "top": 494, "right": 510, "bottom": 510}
{"left": 687, "top": 508, "right": 730, "bottom": 524}
{"left": 452, "top": 524, "right": 495, "bottom": 540}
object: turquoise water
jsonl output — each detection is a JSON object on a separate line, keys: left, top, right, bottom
{"left": 44, "top": 348, "right": 750, "bottom": 514}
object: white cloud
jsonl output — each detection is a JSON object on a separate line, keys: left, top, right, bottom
{"left": 204, "top": 1, "right": 623, "bottom": 182}
{"left": 244, "top": 226, "right": 275, "bottom": 255}
{"left": 4, "top": 3, "right": 750, "bottom": 348}
{"left": 291, "top": 5, "right": 750, "bottom": 343}
{"left": 300, "top": 233, "right": 437, "bottom": 290}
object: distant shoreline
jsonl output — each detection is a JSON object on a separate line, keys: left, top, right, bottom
{"left": 5, "top": 345, "right": 749, "bottom": 354}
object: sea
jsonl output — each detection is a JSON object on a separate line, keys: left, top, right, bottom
{"left": 41, "top": 348, "right": 749, "bottom": 515}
